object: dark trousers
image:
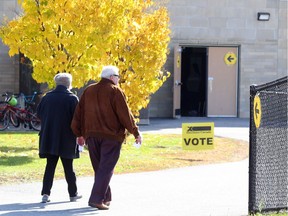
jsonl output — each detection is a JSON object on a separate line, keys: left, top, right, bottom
{"left": 86, "top": 137, "right": 122, "bottom": 204}
{"left": 41, "top": 155, "right": 77, "bottom": 197}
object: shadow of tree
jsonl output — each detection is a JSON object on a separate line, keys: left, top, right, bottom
{"left": 0, "top": 146, "right": 36, "bottom": 153}
{"left": 0, "top": 145, "right": 37, "bottom": 166}
{"left": 0, "top": 202, "right": 99, "bottom": 216}
{"left": 0, "top": 156, "right": 34, "bottom": 166}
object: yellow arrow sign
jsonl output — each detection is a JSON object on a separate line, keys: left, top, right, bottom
{"left": 253, "top": 95, "right": 262, "bottom": 128}
{"left": 224, "top": 52, "right": 237, "bottom": 65}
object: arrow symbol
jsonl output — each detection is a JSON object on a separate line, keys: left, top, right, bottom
{"left": 255, "top": 103, "right": 259, "bottom": 119}
{"left": 227, "top": 55, "right": 234, "bottom": 62}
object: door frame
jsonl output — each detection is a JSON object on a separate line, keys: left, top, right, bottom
{"left": 173, "top": 45, "right": 182, "bottom": 118}
{"left": 173, "top": 44, "right": 239, "bottom": 118}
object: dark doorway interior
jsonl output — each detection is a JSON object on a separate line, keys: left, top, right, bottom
{"left": 19, "top": 54, "right": 41, "bottom": 95}
{"left": 181, "top": 47, "right": 207, "bottom": 117}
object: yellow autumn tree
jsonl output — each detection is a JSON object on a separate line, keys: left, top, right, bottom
{"left": 0, "top": 0, "right": 170, "bottom": 116}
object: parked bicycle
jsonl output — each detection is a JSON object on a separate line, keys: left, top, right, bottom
{"left": 18, "top": 91, "right": 43, "bottom": 111}
{"left": 0, "top": 92, "right": 41, "bottom": 131}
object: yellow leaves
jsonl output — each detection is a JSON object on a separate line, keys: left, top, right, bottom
{"left": 0, "top": 0, "right": 171, "bottom": 115}
{"left": 8, "top": 47, "right": 19, "bottom": 57}
{"left": 132, "top": 21, "right": 141, "bottom": 30}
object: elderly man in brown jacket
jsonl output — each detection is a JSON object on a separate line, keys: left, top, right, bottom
{"left": 71, "top": 65, "right": 142, "bottom": 210}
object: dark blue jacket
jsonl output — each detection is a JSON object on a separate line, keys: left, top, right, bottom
{"left": 37, "top": 85, "right": 79, "bottom": 159}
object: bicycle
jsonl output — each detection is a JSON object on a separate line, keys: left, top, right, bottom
{"left": 17, "top": 91, "right": 43, "bottom": 111}
{"left": 0, "top": 92, "right": 41, "bottom": 131}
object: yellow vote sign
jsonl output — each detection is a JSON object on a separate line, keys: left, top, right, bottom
{"left": 182, "top": 122, "right": 214, "bottom": 150}
{"left": 224, "top": 52, "right": 237, "bottom": 65}
{"left": 253, "top": 95, "right": 262, "bottom": 128}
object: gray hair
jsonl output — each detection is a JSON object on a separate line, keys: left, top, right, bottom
{"left": 54, "top": 73, "right": 72, "bottom": 89}
{"left": 101, "top": 65, "right": 119, "bottom": 79}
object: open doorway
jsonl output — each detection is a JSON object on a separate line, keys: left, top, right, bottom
{"left": 180, "top": 47, "right": 207, "bottom": 117}
{"left": 173, "top": 46, "right": 238, "bottom": 118}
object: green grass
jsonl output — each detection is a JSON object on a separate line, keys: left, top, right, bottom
{"left": 250, "top": 213, "right": 288, "bottom": 216}
{"left": 0, "top": 131, "right": 249, "bottom": 185}
{"left": 1, "top": 132, "right": 286, "bottom": 215}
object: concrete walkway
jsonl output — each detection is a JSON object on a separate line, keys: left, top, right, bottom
{"left": 0, "top": 117, "right": 250, "bottom": 216}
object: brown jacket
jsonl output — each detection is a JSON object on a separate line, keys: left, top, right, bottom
{"left": 71, "top": 78, "right": 139, "bottom": 143}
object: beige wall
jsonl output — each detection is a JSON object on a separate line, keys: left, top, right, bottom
{"left": 278, "top": 0, "right": 288, "bottom": 77}
{"left": 149, "top": 0, "right": 287, "bottom": 118}
{"left": 0, "top": 0, "right": 21, "bottom": 96}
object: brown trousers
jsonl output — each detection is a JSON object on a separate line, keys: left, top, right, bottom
{"left": 86, "top": 137, "right": 122, "bottom": 204}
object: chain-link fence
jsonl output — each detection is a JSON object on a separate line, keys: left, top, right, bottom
{"left": 249, "top": 76, "right": 288, "bottom": 213}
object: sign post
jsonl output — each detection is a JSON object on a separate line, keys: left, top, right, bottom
{"left": 182, "top": 122, "right": 214, "bottom": 150}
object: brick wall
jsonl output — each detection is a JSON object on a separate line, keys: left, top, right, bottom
{"left": 0, "top": 0, "right": 20, "bottom": 96}
{"left": 149, "top": 0, "right": 287, "bottom": 118}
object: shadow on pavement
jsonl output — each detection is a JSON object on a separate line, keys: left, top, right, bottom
{"left": 0, "top": 201, "right": 98, "bottom": 215}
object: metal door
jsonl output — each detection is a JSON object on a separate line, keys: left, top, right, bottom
{"left": 207, "top": 47, "right": 238, "bottom": 117}
{"left": 173, "top": 45, "right": 182, "bottom": 118}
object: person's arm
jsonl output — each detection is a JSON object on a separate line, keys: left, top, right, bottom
{"left": 36, "top": 97, "right": 44, "bottom": 120}
{"left": 70, "top": 95, "right": 85, "bottom": 146}
{"left": 71, "top": 95, "right": 84, "bottom": 137}
{"left": 114, "top": 89, "right": 142, "bottom": 144}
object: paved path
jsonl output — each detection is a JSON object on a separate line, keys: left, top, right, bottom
{"left": 0, "top": 117, "right": 249, "bottom": 216}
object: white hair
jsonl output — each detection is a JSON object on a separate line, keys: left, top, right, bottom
{"left": 101, "top": 65, "right": 119, "bottom": 79}
{"left": 54, "top": 73, "right": 72, "bottom": 89}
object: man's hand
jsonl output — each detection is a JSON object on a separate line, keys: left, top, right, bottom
{"left": 76, "top": 136, "right": 85, "bottom": 146}
{"left": 135, "top": 134, "right": 142, "bottom": 145}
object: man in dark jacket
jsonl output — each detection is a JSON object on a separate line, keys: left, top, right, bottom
{"left": 71, "top": 65, "right": 142, "bottom": 210}
{"left": 37, "top": 73, "right": 83, "bottom": 203}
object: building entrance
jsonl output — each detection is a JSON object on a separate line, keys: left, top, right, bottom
{"left": 173, "top": 46, "right": 238, "bottom": 118}
{"left": 181, "top": 47, "right": 207, "bottom": 116}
